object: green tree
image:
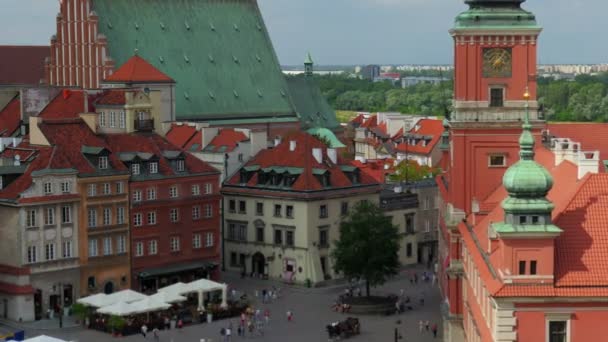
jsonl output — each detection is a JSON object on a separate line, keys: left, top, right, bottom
{"left": 332, "top": 201, "right": 401, "bottom": 297}
{"left": 389, "top": 160, "right": 440, "bottom": 183}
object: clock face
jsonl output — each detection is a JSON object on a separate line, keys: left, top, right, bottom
{"left": 483, "top": 48, "right": 512, "bottom": 78}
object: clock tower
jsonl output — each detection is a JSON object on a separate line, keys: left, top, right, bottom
{"left": 446, "top": 0, "right": 543, "bottom": 216}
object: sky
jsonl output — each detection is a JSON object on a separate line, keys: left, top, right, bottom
{"left": 0, "top": 0, "right": 603, "bottom": 66}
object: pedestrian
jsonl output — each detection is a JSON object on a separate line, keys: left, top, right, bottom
{"left": 226, "top": 326, "right": 232, "bottom": 341}
{"left": 153, "top": 327, "right": 160, "bottom": 341}
{"left": 177, "top": 319, "right": 183, "bottom": 330}
{"left": 141, "top": 324, "right": 148, "bottom": 338}
{"left": 287, "top": 310, "right": 293, "bottom": 322}
{"left": 164, "top": 316, "right": 170, "bottom": 330}
{"left": 432, "top": 323, "right": 438, "bottom": 338}
{"left": 425, "top": 320, "right": 430, "bottom": 332}
{"left": 414, "top": 273, "right": 418, "bottom": 284}
{"left": 262, "top": 288, "right": 267, "bottom": 303}
{"left": 237, "top": 324, "right": 243, "bottom": 337}
{"left": 264, "top": 309, "right": 270, "bottom": 326}
{"left": 419, "top": 320, "right": 424, "bottom": 333}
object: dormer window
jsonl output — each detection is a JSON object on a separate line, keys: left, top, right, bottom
{"left": 519, "top": 216, "right": 527, "bottom": 224}
{"left": 532, "top": 216, "right": 539, "bottom": 224}
{"left": 149, "top": 162, "right": 159, "bottom": 174}
{"left": 176, "top": 159, "right": 185, "bottom": 172}
{"left": 99, "top": 156, "right": 109, "bottom": 169}
{"left": 132, "top": 163, "right": 141, "bottom": 175}
{"left": 44, "top": 182, "right": 53, "bottom": 195}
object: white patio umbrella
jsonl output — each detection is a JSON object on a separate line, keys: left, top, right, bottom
{"left": 149, "top": 291, "right": 187, "bottom": 304}
{"left": 104, "top": 289, "right": 148, "bottom": 305}
{"left": 128, "top": 297, "right": 171, "bottom": 314}
{"left": 23, "top": 336, "right": 69, "bottom": 342}
{"left": 96, "top": 301, "right": 136, "bottom": 316}
{"left": 76, "top": 293, "right": 108, "bottom": 308}
{"left": 158, "top": 282, "right": 189, "bottom": 296}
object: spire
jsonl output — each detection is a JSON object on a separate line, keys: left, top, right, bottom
{"left": 304, "top": 52, "right": 314, "bottom": 77}
{"left": 519, "top": 87, "right": 535, "bottom": 160}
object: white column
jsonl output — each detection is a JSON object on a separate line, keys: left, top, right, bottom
{"left": 198, "top": 290, "right": 204, "bottom": 310}
{"left": 221, "top": 285, "right": 228, "bottom": 308}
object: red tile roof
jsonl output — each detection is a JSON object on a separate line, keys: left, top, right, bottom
{"left": 38, "top": 90, "right": 86, "bottom": 119}
{"left": 395, "top": 119, "right": 443, "bottom": 155}
{"left": 205, "top": 129, "right": 248, "bottom": 153}
{"left": 351, "top": 159, "right": 396, "bottom": 183}
{"left": 0, "top": 46, "right": 49, "bottom": 85}
{"left": 554, "top": 173, "right": 608, "bottom": 287}
{"left": 105, "top": 55, "right": 174, "bottom": 84}
{"left": 360, "top": 115, "right": 378, "bottom": 129}
{"left": 0, "top": 95, "right": 21, "bottom": 137}
{"left": 548, "top": 123, "right": 608, "bottom": 171}
{"left": 0, "top": 144, "right": 52, "bottom": 201}
{"left": 96, "top": 89, "right": 127, "bottom": 106}
{"left": 166, "top": 124, "right": 198, "bottom": 149}
{"left": 225, "top": 132, "right": 379, "bottom": 192}
{"left": 103, "top": 133, "right": 218, "bottom": 176}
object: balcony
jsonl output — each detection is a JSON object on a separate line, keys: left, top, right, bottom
{"left": 134, "top": 119, "right": 154, "bottom": 131}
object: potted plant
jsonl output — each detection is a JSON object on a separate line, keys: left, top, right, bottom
{"left": 107, "top": 315, "right": 126, "bottom": 337}
{"left": 70, "top": 303, "right": 90, "bottom": 326}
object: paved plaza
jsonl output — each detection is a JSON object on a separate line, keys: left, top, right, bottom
{"left": 7, "top": 267, "right": 442, "bottom": 342}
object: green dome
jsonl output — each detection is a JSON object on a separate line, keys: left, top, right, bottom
{"left": 503, "top": 160, "right": 553, "bottom": 197}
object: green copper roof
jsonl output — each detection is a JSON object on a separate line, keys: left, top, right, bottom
{"left": 307, "top": 127, "right": 346, "bottom": 148}
{"left": 501, "top": 197, "right": 554, "bottom": 213}
{"left": 304, "top": 52, "right": 313, "bottom": 65}
{"left": 454, "top": 7, "right": 539, "bottom": 30}
{"left": 286, "top": 75, "right": 340, "bottom": 130}
{"left": 92, "top": 0, "right": 296, "bottom": 121}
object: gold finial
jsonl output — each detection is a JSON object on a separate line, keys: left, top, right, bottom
{"left": 523, "top": 87, "right": 530, "bottom": 101}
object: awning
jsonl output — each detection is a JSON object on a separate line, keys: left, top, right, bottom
{"left": 138, "top": 261, "right": 215, "bottom": 279}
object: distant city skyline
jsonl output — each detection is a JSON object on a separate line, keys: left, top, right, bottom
{"left": 0, "top": 0, "right": 606, "bottom": 66}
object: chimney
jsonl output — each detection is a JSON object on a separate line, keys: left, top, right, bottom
{"left": 577, "top": 150, "right": 600, "bottom": 180}
{"left": 14, "top": 155, "right": 21, "bottom": 166}
{"left": 274, "top": 136, "right": 282, "bottom": 147}
{"left": 327, "top": 148, "right": 337, "bottom": 164}
{"left": 83, "top": 90, "right": 89, "bottom": 113}
{"left": 312, "top": 148, "right": 323, "bottom": 163}
{"left": 12, "top": 138, "right": 17, "bottom": 147}
{"left": 289, "top": 140, "right": 297, "bottom": 151}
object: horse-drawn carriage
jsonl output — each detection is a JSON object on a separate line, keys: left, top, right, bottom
{"left": 326, "top": 317, "right": 361, "bottom": 340}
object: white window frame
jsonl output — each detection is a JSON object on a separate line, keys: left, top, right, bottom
{"left": 62, "top": 240, "right": 73, "bottom": 258}
{"left": 135, "top": 242, "right": 144, "bottom": 257}
{"left": 133, "top": 213, "right": 143, "bottom": 227}
{"left": 88, "top": 184, "right": 97, "bottom": 197}
{"left": 44, "top": 182, "right": 53, "bottom": 195}
{"left": 119, "top": 111, "right": 126, "bottom": 129}
{"left": 149, "top": 162, "right": 158, "bottom": 174}
{"left": 61, "top": 181, "right": 71, "bottom": 193}
{"left": 148, "top": 211, "right": 157, "bottom": 225}
{"left": 44, "top": 207, "right": 55, "bottom": 226}
{"left": 147, "top": 187, "right": 157, "bottom": 200}
{"left": 205, "top": 183, "right": 213, "bottom": 194}
{"left": 205, "top": 232, "right": 214, "bottom": 248}
{"left": 115, "top": 182, "right": 124, "bottom": 194}
{"left": 99, "top": 156, "right": 109, "bottom": 170}
{"left": 176, "top": 159, "right": 185, "bottom": 172}
{"left": 88, "top": 209, "right": 97, "bottom": 228}
{"left": 109, "top": 111, "right": 116, "bottom": 128}
{"left": 133, "top": 190, "right": 142, "bottom": 202}
{"left": 169, "top": 186, "right": 179, "bottom": 198}
{"left": 26, "top": 209, "right": 37, "bottom": 227}
{"left": 170, "top": 236, "right": 180, "bottom": 252}
{"left": 192, "top": 206, "right": 201, "bottom": 220}
{"left": 116, "top": 235, "right": 126, "bottom": 254}
{"left": 132, "top": 163, "right": 141, "bottom": 175}
{"left": 205, "top": 204, "right": 213, "bottom": 218}
{"left": 45, "top": 243, "right": 55, "bottom": 261}
{"left": 27, "top": 245, "right": 37, "bottom": 263}
{"left": 545, "top": 315, "right": 571, "bottom": 342}
{"left": 99, "top": 111, "right": 106, "bottom": 127}
{"left": 191, "top": 185, "right": 200, "bottom": 196}
{"left": 170, "top": 208, "right": 179, "bottom": 223}
{"left": 103, "top": 237, "right": 112, "bottom": 256}
{"left": 117, "top": 207, "right": 125, "bottom": 224}
{"left": 88, "top": 239, "right": 98, "bottom": 257}
{"left": 103, "top": 208, "right": 112, "bottom": 226}
{"left": 61, "top": 205, "right": 72, "bottom": 224}
{"left": 102, "top": 183, "right": 111, "bottom": 195}
{"left": 148, "top": 240, "right": 158, "bottom": 255}
{"left": 193, "top": 234, "right": 201, "bottom": 249}
{"left": 489, "top": 154, "right": 507, "bottom": 168}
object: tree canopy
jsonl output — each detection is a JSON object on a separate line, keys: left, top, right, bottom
{"left": 389, "top": 160, "right": 441, "bottom": 183}
{"left": 332, "top": 201, "right": 401, "bottom": 297}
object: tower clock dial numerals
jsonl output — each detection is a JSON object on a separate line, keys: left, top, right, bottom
{"left": 483, "top": 48, "right": 512, "bottom": 78}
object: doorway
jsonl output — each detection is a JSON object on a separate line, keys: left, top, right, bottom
{"left": 320, "top": 257, "right": 328, "bottom": 278}
{"left": 63, "top": 284, "right": 73, "bottom": 307}
{"left": 3, "top": 299, "right": 7, "bottom": 319}
{"left": 49, "top": 295, "right": 60, "bottom": 313}
{"left": 34, "top": 289, "right": 42, "bottom": 320}
{"left": 103, "top": 281, "right": 114, "bottom": 294}
{"left": 251, "top": 252, "right": 265, "bottom": 277}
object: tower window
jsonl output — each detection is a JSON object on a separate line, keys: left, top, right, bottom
{"left": 530, "top": 260, "right": 537, "bottom": 275}
{"left": 490, "top": 88, "right": 504, "bottom": 107}
{"left": 518, "top": 260, "right": 526, "bottom": 275}
{"left": 519, "top": 216, "right": 527, "bottom": 224}
{"left": 532, "top": 216, "right": 540, "bottom": 224}
{"left": 489, "top": 155, "right": 506, "bottom": 167}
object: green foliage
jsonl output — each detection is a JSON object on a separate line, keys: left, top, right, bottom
{"left": 331, "top": 201, "right": 401, "bottom": 297}
{"left": 108, "top": 315, "right": 126, "bottom": 333}
{"left": 389, "top": 160, "right": 440, "bottom": 183}
{"left": 70, "top": 303, "right": 90, "bottom": 322}
{"left": 335, "top": 110, "right": 359, "bottom": 123}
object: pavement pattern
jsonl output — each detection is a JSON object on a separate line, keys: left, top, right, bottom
{"left": 5, "top": 266, "right": 443, "bottom": 342}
